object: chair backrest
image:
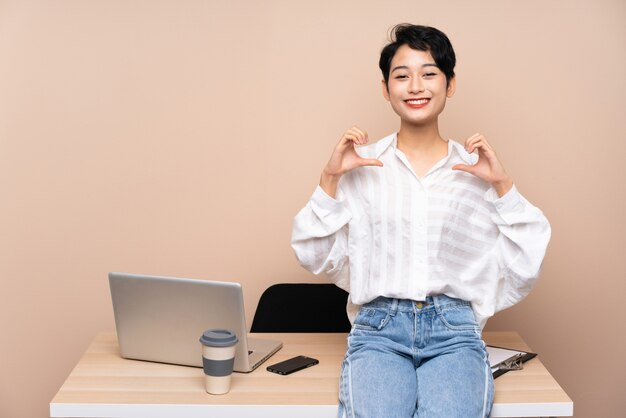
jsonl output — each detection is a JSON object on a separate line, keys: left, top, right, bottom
{"left": 250, "top": 283, "right": 351, "bottom": 332}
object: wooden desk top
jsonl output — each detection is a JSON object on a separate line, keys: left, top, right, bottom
{"left": 50, "top": 332, "right": 572, "bottom": 417}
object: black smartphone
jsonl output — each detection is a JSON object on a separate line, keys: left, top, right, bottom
{"left": 266, "top": 355, "right": 319, "bottom": 375}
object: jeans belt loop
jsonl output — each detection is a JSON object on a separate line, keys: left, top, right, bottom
{"left": 432, "top": 295, "right": 443, "bottom": 314}
{"left": 389, "top": 298, "right": 399, "bottom": 316}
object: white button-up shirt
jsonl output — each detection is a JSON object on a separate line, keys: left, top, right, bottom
{"left": 291, "top": 132, "right": 551, "bottom": 328}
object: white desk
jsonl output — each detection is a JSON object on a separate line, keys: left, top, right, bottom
{"left": 50, "top": 332, "right": 573, "bottom": 417}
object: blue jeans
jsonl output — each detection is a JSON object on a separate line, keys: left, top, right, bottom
{"left": 338, "top": 295, "right": 494, "bottom": 418}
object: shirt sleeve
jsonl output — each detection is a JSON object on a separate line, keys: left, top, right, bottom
{"left": 485, "top": 185, "right": 552, "bottom": 312}
{"left": 291, "top": 185, "right": 352, "bottom": 286}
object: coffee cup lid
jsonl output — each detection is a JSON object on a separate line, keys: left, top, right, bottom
{"left": 199, "top": 329, "right": 238, "bottom": 347}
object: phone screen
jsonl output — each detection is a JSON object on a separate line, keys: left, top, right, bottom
{"left": 266, "top": 355, "right": 319, "bottom": 375}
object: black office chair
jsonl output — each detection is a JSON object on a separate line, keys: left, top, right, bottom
{"left": 250, "top": 283, "right": 352, "bottom": 332}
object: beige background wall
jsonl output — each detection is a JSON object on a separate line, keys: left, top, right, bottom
{"left": 1, "top": 1, "right": 624, "bottom": 417}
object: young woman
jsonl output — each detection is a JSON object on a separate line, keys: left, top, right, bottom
{"left": 291, "top": 24, "right": 551, "bottom": 418}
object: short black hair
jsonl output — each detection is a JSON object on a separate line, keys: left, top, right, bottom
{"left": 379, "top": 24, "right": 456, "bottom": 86}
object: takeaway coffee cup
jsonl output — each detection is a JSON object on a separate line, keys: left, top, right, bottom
{"left": 199, "top": 329, "right": 238, "bottom": 394}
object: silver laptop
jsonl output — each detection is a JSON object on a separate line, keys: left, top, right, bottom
{"left": 109, "top": 272, "right": 282, "bottom": 372}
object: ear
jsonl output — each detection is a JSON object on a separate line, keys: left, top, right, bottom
{"left": 381, "top": 79, "right": 390, "bottom": 101}
{"left": 446, "top": 76, "right": 457, "bottom": 98}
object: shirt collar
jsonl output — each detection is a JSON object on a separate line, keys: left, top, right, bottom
{"left": 449, "top": 139, "right": 479, "bottom": 165}
{"left": 375, "top": 132, "right": 477, "bottom": 166}
{"left": 373, "top": 132, "right": 397, "bottom": 158}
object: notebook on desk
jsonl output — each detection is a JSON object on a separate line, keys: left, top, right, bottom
{"left": 109, "top": 272, "right": 282, "bottom": 372}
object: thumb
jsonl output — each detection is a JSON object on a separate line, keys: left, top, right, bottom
{"left": 452, "top": 163, "right": 476, "bottom": 174}
{"left": 359, "top": 158, "right": 384, "bottom": 168}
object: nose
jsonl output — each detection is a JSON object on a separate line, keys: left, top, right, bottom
{"left": 408, "top": 76, "right": 424, "bottom": 93}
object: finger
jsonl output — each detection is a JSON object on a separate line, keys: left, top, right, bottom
{"left": 340, "top": 132, "right": 361, "bottom": 147}
{"left": 474, "top": 141, "right": 495, "bottom": 156}
{"left": 473, "top": 136, "right": 493, "bottom": 152}
{"left": 351, "top": 126, "right": 368, "bottom": 144}
{"left": 358, "top": 158, "right": 384, "bottom": 168}
{"left": 464, "top": 133, "right": 481, "bottom": 150}
{"left": 465, "top": 134, "right": 483, "bottom": 152}
{"left": 466, "top": 133, "right": 493, "bottom": 152}
{"left": 452, "top": 163, "right": 476, "bottom": 174}
{"left": 467, "top": 137, "right": 493, "bottom": 154}
{"left": 466, "top": 138, "right": 483, "bottom": 154}
{"left": 347, "top": 127, "right": 367, "bottom": 145}
{"left": 345, "top": 132, "right": 361, "bottom": 142}
{"left": 342, "top": 131, "right": 361, "bottom": 146}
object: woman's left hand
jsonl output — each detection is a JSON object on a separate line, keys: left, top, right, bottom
{"left": 452, "top": 133, "right": 513, "bottom": 197}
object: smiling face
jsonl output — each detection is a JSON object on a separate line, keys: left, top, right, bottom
{"left": 382, "top": 44, "right": 456, "bottom": 128}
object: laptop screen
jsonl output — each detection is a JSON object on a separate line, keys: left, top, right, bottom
{"left": 109, "top": 272, "right": 259, "bottom": 371}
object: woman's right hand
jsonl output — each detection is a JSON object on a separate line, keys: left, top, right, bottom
{"left": 320, "top": 126, "right": 383, "bottom": 197}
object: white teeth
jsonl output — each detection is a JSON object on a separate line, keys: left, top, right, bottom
{"left": 406, "top": 99, "right": 429, "bottom": 105}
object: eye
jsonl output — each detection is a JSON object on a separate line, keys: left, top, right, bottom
{"left": 424, "top": 72, "right": 437, "bottom": 77}
{"left": 395, "top": 74, "right": 408, "bottom": 79}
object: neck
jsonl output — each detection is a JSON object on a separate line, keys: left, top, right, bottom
{"left": 396, "top": 120, "right": 446, "bottom": 153}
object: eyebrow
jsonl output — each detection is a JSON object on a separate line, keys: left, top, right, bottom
{"left": 391, "top": 63, "right": 438, "bottom": 73}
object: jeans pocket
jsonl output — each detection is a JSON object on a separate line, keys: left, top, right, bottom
{"left": 352, "top": 307, "right": 390, "bottom": 331}
{"left": 437, "top": 305, "right": 479, "bottom": 332}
